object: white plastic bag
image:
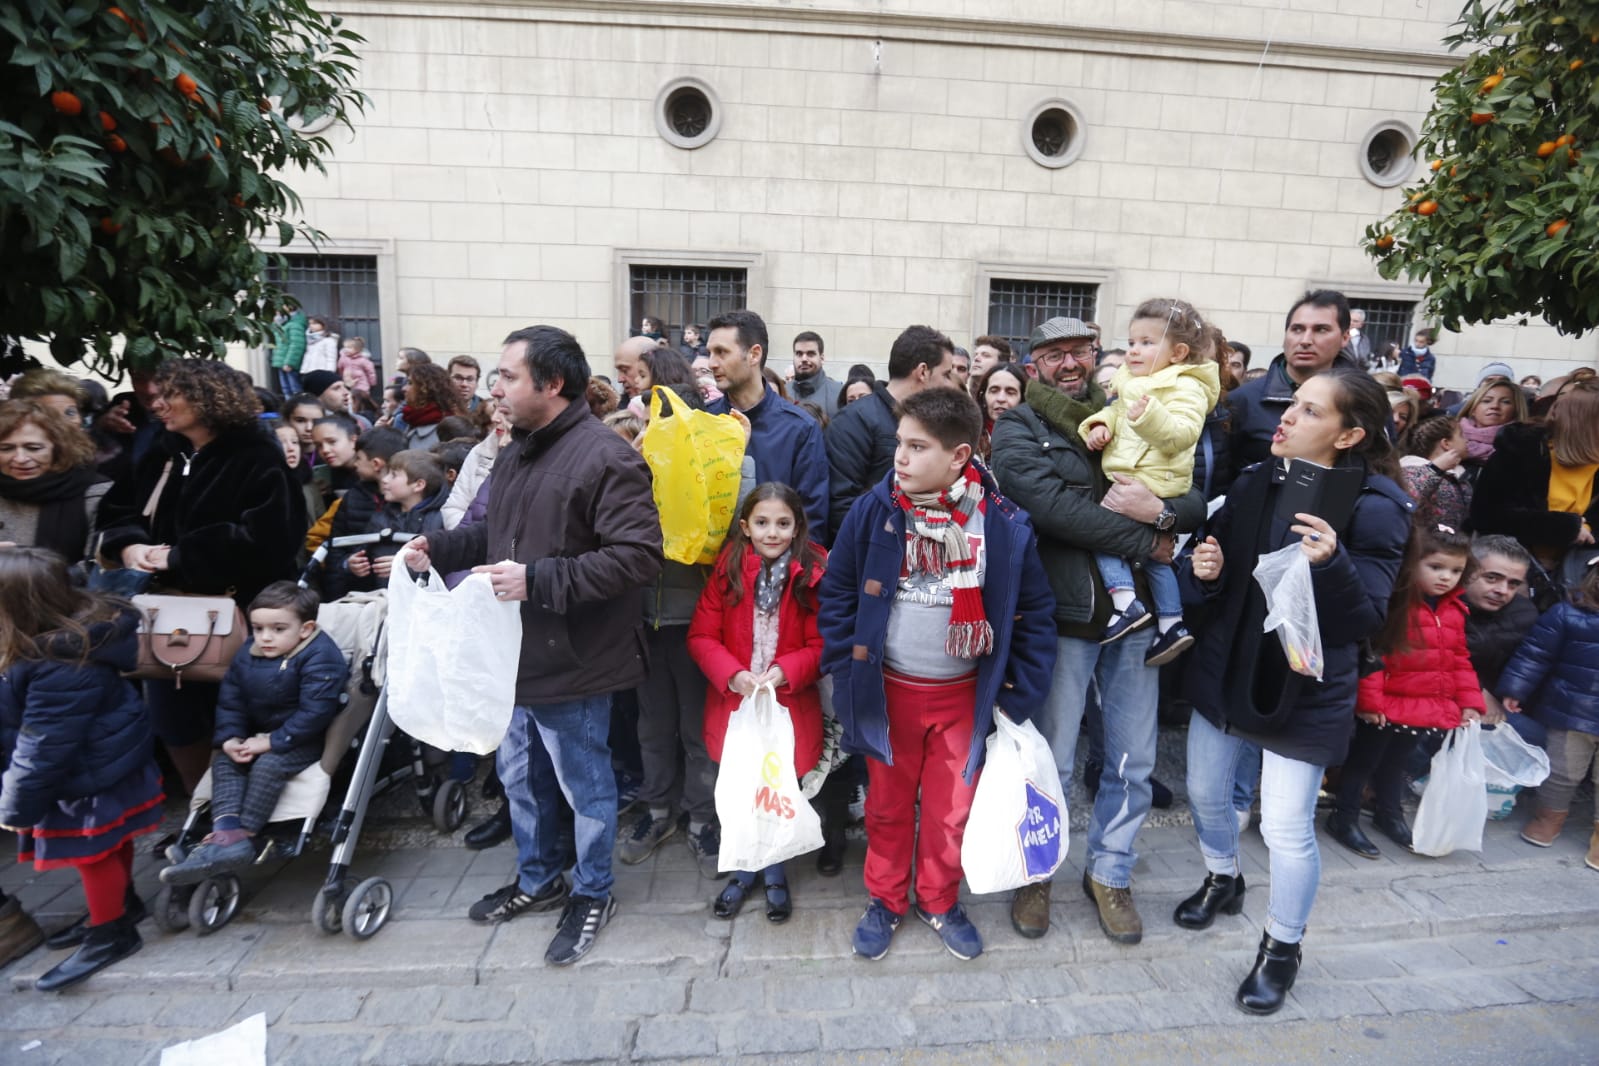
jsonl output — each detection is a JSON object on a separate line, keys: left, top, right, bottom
{"left": 1411, "top": 722, "right": 1487, "bottom": 856}
{"left": 1481, "top": 723, "right": 1551, "bottom": 820}
{"left": 385, "top": 550, "right": 522, "bottom": 754}
{"left": 960, "top": 712, "right": 1068, "bottom": 894}
{"left": 714, "top": 682, "right": 825, "bottom": 872}
{"left": 1253, "top": 544, "right": 1324, "bottom": 680}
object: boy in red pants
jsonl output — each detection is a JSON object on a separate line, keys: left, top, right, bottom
{"left": 818, "top": 387, "right": 1056, "bottom": 960}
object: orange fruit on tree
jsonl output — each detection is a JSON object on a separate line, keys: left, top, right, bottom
{"left": 1470, "top": 111, "right": 1495, "bottom": 125}
{"left": 1556, "top": 134, "right": 1575, "bottom": 147}
{"left": 99, "top": 111, "right": 116, "bottom": 131}
{"left": 231, "top": 194, "right": 246, "bottom": 207}
{"left": 98, "top": 218, "right": 122, "bottom": 235}
{"left": 1538, "top": 141, "right": 1557, "bottom": 158}
{"left": 1417, "top": 200, "right": 1439, "bottom": 216}
{"left": 1430, "top": 158, "right": 1444, "bottom": 171}
{"left": 49, "top": 91, "right": 82, "bottom": 115}
{"left": 1572, "top": 60, "right": 1585, "bottom": 71}
{"left": 1547, "top": 219, "right": 1569, "bottom": 237}
{"left": 175, "top": 73, "right": 199, "bottom": 98}
{"left": 1375, "top": 234, "right": 1395, "bottom": 250}
{"left": 1450, "top": 165, "right": 1459, "bottom": 177}
{"left": 1480, "top": 73, "right": 1503, "bottom": 92}
{"left": 105, "top": 133, "right": 126, "bottom": 152}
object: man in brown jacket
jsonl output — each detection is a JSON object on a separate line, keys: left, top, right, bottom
{"left": 406, "top": 325, "right": 663, "bottom": 965}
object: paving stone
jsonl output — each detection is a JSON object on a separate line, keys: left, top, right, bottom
{"left": 919, "top": 969, "right": 1011, "bottom": 1002}
{"left": 1390, "top": 867, "right": 1599, "bottom": 935}
{"left": 479, "top": 912, "right": 722, "bottom": 977}
{"left": 540, "top": 1019, "right": 632, "bottom": 1062}
{"left": 153, "top": 990, "right": 252, "bottom": 1029}
{"left": 1071, "top": 960, "right": 1160, "bottom": 996}
{"left": 1392, "top": 939, "right": 1471, "bottom": 976}
{"left": 439, "top": 986, "right": 515, "bottom": 1023}
{"left": 362, "top": 987, "right": 444, "bottom": 1026}
{"left": 1287, "top": 978, "right": 1388, "bottom": 1020}
{"left": 634, "top": 1017, "right": 719, "bottom": 1060}
{"left": 283, "top": 987, "right": 370, "bottom": 1023}
{"left": 512, "top": 977, "right": 689, "bottom": 1019}
{"left": 229, "top": 990, "right": 300, "bottom": 1026}
{"left": 688, "top": 976, "right": 765, "bottom": 1013}
{"left": 35, "top": 1036, "right": 161, "bottom": 1066}
{"left": 1130, "top": 988, "right": 1243, "bottom": 1029}
{"left": 447, "top": 1028, "right": 536, "bottom": 1066}
{"left": 1447, "top": 929, "right": 1576, "bottom": 967}
{"left": 370, "top": 1028, "right": 456, "bottom": 1066}
{"left": 719, "top": 1014, "right": 820, "bottom": 1055}
{"left": 1365, "top": 978, "right": 1464, "bottom": 1015}
{"left": 74, "top": 992, "right": 172, "bottom": 1027}
{"left": 1145, "top": 954, "right": 1235, "bottom": 992}
{"left": 1, "top": 993, "right": 93, "bottom": 1029}
{"left": 1058, "top": 996, "right": 1145, "bottom": 1035}
{"left": 1511, "top": 963, "right": 1599, "bottom": 1004}
{"left": 770, "top": 974, "right": 853, "bottom": 1011}
{"left": 274, "top": 1032, "right": 377, "bottom": 1066}
{"left": 992, "top": 1000, "right": 1075, "bottom": 1042}
{"left": 1311, "top": 944, "right": 1405, "bottom": 981}
{"left": 820, "top": 1011, "right": 916, "bottom": 1051}
{"left": 237, "top": 919, "right": 488, "bottom": 988}
{"left": 1445, "top": 974, "right": 1535, "bottom": 1008}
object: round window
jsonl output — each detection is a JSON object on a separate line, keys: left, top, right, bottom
{"left": 1023, "top": 99, "right": 1086, "bottom": 169}
{"left": 654, "top": 78, "right": 722, "bottom": 151}
{"left": 1359, "top": 121, "right": 1418, "bottom": 188}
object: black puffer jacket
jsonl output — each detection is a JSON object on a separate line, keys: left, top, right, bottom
{"left": 97, "top": 424, "right": 306, "bottom": 607}
{"left": 1498, "top": 600, "right": 1599, "bottom": 736}
{"left": 825, "top": 383, "right": 899, "bottom": 543}
{"left": 1469, "top": 423, "right": 1599, "bottom": 560}
{"left": 213, "top": 630, "right": 349, "bottom": 751}
{"left": 1465, "top": 594, "right": 1539, "bottom": 694}
{"left": 0, "top": 609, "right": 151, "bottom": 827}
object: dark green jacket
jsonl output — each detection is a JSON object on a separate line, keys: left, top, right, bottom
{"left": 271, "top": 310, "right": 309, "bottom": 371}
{"left": 988, "top": 380, "right": 1205, "bottom": 639}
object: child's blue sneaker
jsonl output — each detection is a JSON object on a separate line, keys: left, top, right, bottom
{"left": 1100, "top": 600, "right": 1151, "bottom": 645}
{"left": 851, "top": 898, "right": 902, "bottom": 960}
{"left": 915, "top": 902, "right": 983, "bottom": 960}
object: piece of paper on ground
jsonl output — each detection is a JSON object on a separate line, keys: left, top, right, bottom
{"left": 160, "top": 1012, "right": 266, "bottom": 1066}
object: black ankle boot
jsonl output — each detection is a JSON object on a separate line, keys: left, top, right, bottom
{"left": 464, "top": 802, "right": 511, "bottom": 850}
{"left": 814, "top": 772, "right": 850, "bottom": 876}
{"left": 46, "top": 886, "right": 147, "bottom": 951}
{"left": 1236, "top": 932, "right": 1301, "bottom": 1015}
{"left": 1326, "top": 813, "right": 1380, "bottom": 859}
{"left": 1372, "top": 810, "right": 1412, "bottom": 849}
{"left": 1173, "top": 873, "right": 1246, "bottom": 930}
{"left": 36, "top": 914, "right": 142, "bottom": 992}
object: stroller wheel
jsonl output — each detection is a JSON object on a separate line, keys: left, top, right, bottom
{"left": 188, "top": 876, "right": 242, "bottom": 935}
{"left": 311, "top": 879, "right": 354, "bottom": 935}
{"left": 433, "top": 779, "right": 469, "bottom": 833}
{"left": 152, "top": 884, "right": 193, "bottom": 934}
{"left": 341, "top": 877, "right": 393, "bottom": 940}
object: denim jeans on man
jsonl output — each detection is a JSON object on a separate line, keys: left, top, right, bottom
{"left": 1035, "top": 629, "right": 1157, "bottom": 889}
{"left": 1093, "top": 554, "right": 1181, "bottom": 617}
{"left": 1186, "top": 711, "right": 1323, "bottom": 943}
{"left": 498, "top": 696, "right": 618, "bottom": 899}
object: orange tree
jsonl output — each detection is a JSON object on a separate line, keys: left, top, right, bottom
{"left": 0, "top": 1, "right": 365, "bottom": 377}
{"left": 1364, "top": 0, "right": 1598, "bottom": 336}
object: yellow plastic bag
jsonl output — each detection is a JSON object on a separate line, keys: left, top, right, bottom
{"left": 641, "top": 386, "right": 747, "bottom": 565}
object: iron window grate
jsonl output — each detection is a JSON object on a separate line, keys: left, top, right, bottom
{"left": 987, "top": 279, "right": 1098, "bottom": 357}
{"left": 265, "top": 255, "right": 383, "bottom": 373}
{"left": 1358, "top": 298, "right": 1418, "bottom": 360}
{"left": 629, "top": 266, "right": 747, "bottom": 346}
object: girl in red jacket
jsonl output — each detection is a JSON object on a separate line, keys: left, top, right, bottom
{"left": 1327, "top": 525, "right": 1484, "bottom": 859}
{"left": 688, "top": 483, "right": 826, "bottom": 924}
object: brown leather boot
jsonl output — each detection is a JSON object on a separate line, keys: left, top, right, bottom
{"left": 1010, "top": 880, "right": 1052, "bottom": 939}
{"left": 1587, "top": 823, "right": 1599, "bottom": 872}
{"left": 0, "top": 897, "right": 45, "bottom": 968}
{"left": 1521, "top": 807, "right": 1568, "bottom": 847}
{"left": 1082, "top": 871, "right": 1143, "bottom": 944}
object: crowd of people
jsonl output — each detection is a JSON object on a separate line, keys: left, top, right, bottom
{"left": 0, "top": 292, "right": 1596, "bottom": 1013}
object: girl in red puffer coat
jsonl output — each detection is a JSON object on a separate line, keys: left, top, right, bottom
{"left": 1327, "top": 525, "right": 1485, "bottom": 860}
{"left": 688, "top": 483, "right": 826, "bottom": 926}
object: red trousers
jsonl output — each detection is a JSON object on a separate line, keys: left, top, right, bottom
{"left": 862, "top": 670, "right": 980, "bottom": 915}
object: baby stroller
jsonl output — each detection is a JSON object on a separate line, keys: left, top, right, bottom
{"left": 151, "top": 536, "right": 470, "bottom": 940}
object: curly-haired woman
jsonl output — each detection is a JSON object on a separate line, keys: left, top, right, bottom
{"left": 392, "top": 362, "right": 466, "bottom": 448}
{"left": 95, "top": 359, "right": 307, "bottom": 790}
{"left": 0, "top": 401, "right": 110, "bottom": 562}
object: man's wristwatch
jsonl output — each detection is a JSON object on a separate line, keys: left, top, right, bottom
{"left": 1154, "top": 503, "right": 1177, "bottom": 533}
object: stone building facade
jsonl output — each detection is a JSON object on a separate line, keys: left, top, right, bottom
{"left": 263, "top": 0, "right": 1595, "bottom": 389}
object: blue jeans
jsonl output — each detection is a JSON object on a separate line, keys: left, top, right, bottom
{"left": 276, "top": 368, "right": 301, "bottom": 397}
{"left": 1186, "top": 711, "right": 1323, "bottom": 943}
{"left": 497, "top": 697, "right": 618, "bottom": 900}
{"left": 1034, "top": 631, "right": 1158, "bottom": 888}
{"left": 1093, "top": 554, "right": 1181, "bottom": 617}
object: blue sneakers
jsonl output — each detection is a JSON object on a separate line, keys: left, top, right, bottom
{"left": 852, "top": 898, "right": 902, "bottom": 960}
{"left": 915, "top": 903, "right": 984, "bottom": 960}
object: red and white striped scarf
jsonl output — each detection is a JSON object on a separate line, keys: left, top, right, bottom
{"left": 892, "top": 463, "right": 993, "bottom": 659}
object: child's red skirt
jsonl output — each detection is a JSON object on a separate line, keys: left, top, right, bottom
{"left": 16, "top": 761, "right": 165, "bottom": 871}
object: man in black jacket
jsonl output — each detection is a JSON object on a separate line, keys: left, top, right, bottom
{"left": 824, "top": 324, "right": 961, "bottom": 541}
{"left": 1463, "top": 535, "right": 1541, "bottom": 740}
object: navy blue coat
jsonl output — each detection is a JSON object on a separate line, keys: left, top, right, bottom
{"left": 1224, "top": 352, "right": 1363, "bottom": 481}
{"left": 213, "top": 629, "right": 349, "bottom": 751}
{"left": 1498, "top": 601, "right": 1599, "bottom": 737}
{"left": 1179, "top": 461, "right": 1412, "bottom": 767}
{"left": 0, "top": 609, "right": 152, "bottom": 828}
{"left": 817, "top": 466, "right": 1059, "bottom": 784}
{"left": 707, "top": 385, "right": 829, "bottom": 538}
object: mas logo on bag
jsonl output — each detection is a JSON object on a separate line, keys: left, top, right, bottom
{"left": 753, "top": 749, "right": 796, "bottom": 820}
{"left": 1015, "top": 781, "right": 1063, "bottom": 880}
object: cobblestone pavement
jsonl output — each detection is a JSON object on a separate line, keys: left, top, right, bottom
{"left": 3, "top": 768, "right": 1597, "bottom": 1064}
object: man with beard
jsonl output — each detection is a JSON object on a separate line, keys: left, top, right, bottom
{"left": 988, "top": 317, "right": 1206, "bottom": 947}
{"left": 787, "top": 331, "right": 843, "bottom": 419}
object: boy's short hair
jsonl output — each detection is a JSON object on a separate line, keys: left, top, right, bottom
{"left": 898, "top": 388, "right": 982, "bottom": 453}
{"left": 431, "top": 439, "right": 474, "bottom": 478}
{"left": 386, "top": 449, "right": 446, "bottom": 497}
{"left": 312, "top": 413, "right": 360, "bottom": 439}
{"left": 249, "top": 581, "right": 321, "bottom": 624}
{"left": 354, "top": 426, "right": 407, "bottom": 463}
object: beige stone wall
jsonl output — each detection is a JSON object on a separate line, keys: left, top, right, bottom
{"left": 275, "top": 0, "right": 1596, "bottom": 390}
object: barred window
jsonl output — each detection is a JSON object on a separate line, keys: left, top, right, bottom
{"left": 265, "top": 255, "right": 383, "bottom": 371}
{"left": 628, "top": 266, "right": 747, "bottom": 346}
{"left": 1356, "top": 298, "right": 1418, "bottom": 358}
{"left": 987, "top": 278, "right": 1098, "bottom": 357}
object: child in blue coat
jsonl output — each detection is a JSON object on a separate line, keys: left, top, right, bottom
{"left": 161, "top": 582, "right": 348, "bottom": 884}
{"left": 0, "top": 548, "right": 163, "bottom": 992}
{"left": 818, "top": 388, "right": 1057, "bottom": 963}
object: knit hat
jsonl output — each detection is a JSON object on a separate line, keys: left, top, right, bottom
{"left": 1475, "top": 361, "right": 1515, "bottom": 386}
{"left": 1400, "top": 374, "right": 1432, "bottom": 403}
{"left": 302, "top": 370, "right": 340, "bottom": 397}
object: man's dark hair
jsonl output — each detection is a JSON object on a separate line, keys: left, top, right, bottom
{"left": 447, "top": 355, "right": 481, "bottom": 377}
{"left": 706, "top": 310, "right": 769, "bottom": 368}
{"left": 399, "top": 347, "right": 431, "bottom": 366}
{"left": 1470, "top": 533, "right": 1533, "bottom": 569}
{"left": 503, "top": 326, "right": 589, "bottom": 400}
{"left": 951, "top": 346, "right": 970, "bottom": 364}
{"left": 312, "top": 413, "right": 360, "bottom": 439}
{"left": 431, "top": 439, "right": 475, "bottom": 478}
{"left": 248, "top": 580, "right": 321, "bottom": 625}
{"left": 887, "top": 325, "right": 953, "bottom": 381}
{"left": 1285, "top": 289, "right": 1351, "bottom": 333}
{"left": 435, "top": 415, "right": 479, "bottom": 442}
{"left": 973, "top": 335, "right": 1013, "bottom": 360}
{"left": 1229, "top": 341, "right": 1253, "bottom": 368}
{"left": 898, "top": 386, "right": 982, "bottom": 453}
{"left": 793, "top": 330, "right": 824, "bottom": 355}
{"left": 354, "top": 426, "right": 407, "bottom": 463}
